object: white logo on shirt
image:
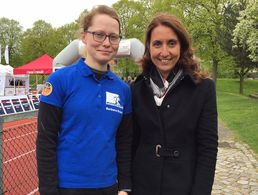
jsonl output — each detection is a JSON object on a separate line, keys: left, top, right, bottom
{"left": 106, "top": 91, "right": 123, "bottom": 109}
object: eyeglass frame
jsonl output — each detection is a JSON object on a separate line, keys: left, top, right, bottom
{"left": 85, "top": 30, "right": 122, "bottom": 45}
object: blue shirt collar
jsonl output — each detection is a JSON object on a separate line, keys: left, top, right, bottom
{"left": 77, "top": 58, "right": 114, "bottom": 80}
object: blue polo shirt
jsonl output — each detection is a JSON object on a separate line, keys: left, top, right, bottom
{"left": 40, "top": 58, "right": 132, "bottom": 188}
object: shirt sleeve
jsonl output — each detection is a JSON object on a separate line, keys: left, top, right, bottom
{"left": 191, "top": 79, "right": 218, "bottom": 195}
{"left": 40, "top": 71, "right": 65, "bottom": 108}
{"left": 122, "top": 84, "right": 132, "bottom": 115}
{"left": 116, "top": 113, "right": 133, "bottom": 191}
{"left": 36, "top": 102, "right": 62, "bottom": 195}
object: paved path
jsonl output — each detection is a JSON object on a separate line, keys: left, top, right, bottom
{"left": 212, "top": 122, "right": 258, "bottom": 194}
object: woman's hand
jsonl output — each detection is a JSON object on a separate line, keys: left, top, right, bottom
{"left": 118, "top": 191, "right": 128, "bottom": 195}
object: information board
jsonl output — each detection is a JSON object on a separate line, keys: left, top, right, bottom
{"left": 1, "top": 99, "right": 15, "bottom": 114}
{"left": 0, "top": 94, "right": 40, "bottom": 116}
{"left": 20, "top": 97, "right": 32, "bottom": 111}
{"left": 11, "top": 98, "right": 24, "bottom": 113}
{"left": 0, "top": 103, "right": 5, "bottom": 115}
{"left": 28, "top": 95, "right": 40, "bottom": 110}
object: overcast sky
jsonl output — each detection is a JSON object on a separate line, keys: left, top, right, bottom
{"left": 0, "top": 0, "right": 118, "bottom": 30}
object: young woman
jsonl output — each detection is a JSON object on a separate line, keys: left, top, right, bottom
{"left": 131, "top": 14, "right": 218, "bottom": 195}
{"left": 36, "top": 5, "right": 132, "bottom": 195}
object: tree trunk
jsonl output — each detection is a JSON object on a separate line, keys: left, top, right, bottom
{"left": 212, "top": 58, "right": 218, "bottom": 84}
{"left": 238, "top": 67, "right": 250, "bottom": 94}
{"left": 239, "top": 75, "right": 244, "bottom": 94}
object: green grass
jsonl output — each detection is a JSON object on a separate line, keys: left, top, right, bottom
{"left": 217, "top": 79, "right": 258, "bottom": 154}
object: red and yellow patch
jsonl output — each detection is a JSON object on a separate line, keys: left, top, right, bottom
{"left": 41, "top": 82, "right": 53, "bottom": 96}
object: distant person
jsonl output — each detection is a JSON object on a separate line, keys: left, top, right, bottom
{"left": 126, "top": 76, "right": 133, "bottom": 85}
{"left": 36, "top": 80, "right": 46, "bottom": 94}
{"left": 131, "top": 13, "right": 218, "bottom": 195}
{"left": 36, "top": 5, "right": 132, "bottom": 195}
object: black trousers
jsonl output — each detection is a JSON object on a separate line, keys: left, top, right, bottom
{"left": 59, "top": 184, "right": 118, "bottom": 195}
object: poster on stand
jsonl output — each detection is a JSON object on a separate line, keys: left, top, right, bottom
{"left": 0, "top": 103, "right": 5, "bottom": 115}
{"left": 1, "top": 99, "right": 15, "bottom": 114}
{"left": 11, "top": 98, "right": 23, "bottom": 113}
{"left": 28, "top": 94, "right": 40, "bottom": 109}
{"left": 20, "top": 97, "right": 32, "bottom": 111}
{"left": 0, "top": 94, "right": 39, "bottom": 116}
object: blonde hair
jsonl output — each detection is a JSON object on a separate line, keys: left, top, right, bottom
{"left": 80, "top": 5, "right": 121, "bottom": 34}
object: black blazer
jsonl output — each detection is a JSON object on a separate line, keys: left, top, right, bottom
{"left": 131, "top": 72, "right": 218, "bottom": 195}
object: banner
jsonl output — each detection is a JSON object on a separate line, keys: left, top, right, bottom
{"left": 0, "top": 73, "right": 5, "bottom": 96}
{"left": 5, "top": 45, "right": 9, "bottom": 64}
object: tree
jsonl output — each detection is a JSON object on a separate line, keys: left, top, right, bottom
{"left": 20, "top": 20, "right": 54, "bottom": 63}
{"left": 151, "top": 0, "right": 183, "bottom": 17}
{"left": 49, "top": 8, "right": 89, "bottom": 58}
{"left": 233, "top": 0, "right": 258, "bottom": 62}
{"left": 113, "top": 0, "right": 147, "bottom": 40}
{"left": 48, "top": 22, "right": 79, "bottom": 58}
{"left": 176, "top": 0, "right": 230, "bottom": 83}
{"left": 20, "top": 19, "right": 80, "bottom": 65}
{"left": 113, "top": 0, "right": 147, "bottom": 77}
{"left": 220, "top": 0, "right": 257, "bottom": 94}
{"left": 0, "top": 17, "right": 23, "bottom": 66}
{"left": 1, "top": 7, "right": 84, "bottom": 67}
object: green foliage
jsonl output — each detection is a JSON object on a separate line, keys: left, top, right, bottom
{"left": 233, "top": 0, "right": 258, "bottom": 62}
{"left": 217, "top": 56, "right": 236, "bottom": 78}
{"left": 19, "top": 20, "right": 79, "bottom": 65}
{"left": 20, "top": 20, "right": 54, "bottom": 63}
{"left": 113, "top": 0, "right": 147, "bottom": 41}
{"left": 215, "top": 0, "right": 258, "bottom": 94}
{"left": 112, "top": 0, "right": 148, "bottom": 76}
{"left": 151, "top": 0, "right": 183, "bottom": 17}
{"left": 178, "top": 0, "right": 230, "bottom": 82}
{"left": 217, "top": 79, "right": 258, "bottom": 154}
{"left": 0, "top": 11, "right": 82, "bottom": 67}
{"left": 0, "top": 17, "right": 23, "bottom": 66}
{"left": 114, "top": 58, "right": 140, "bottom": 77}
{"left": 219, "top": 0, "right": 257, "bottom": 81}
{"left": 48, "top": 22, "right": 79, "bottom": 57}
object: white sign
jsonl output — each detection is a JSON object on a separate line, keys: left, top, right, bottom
{"left": 0, "top": 73, "right": 6, "bottom": 96}
{"left": 0, "top": 73, "right": 29, "bottom": 96}
{"left": 4, "top": 45, "right": 9, "bottom": 64}
{"left": 117, "top": 40, "right": 131, "bottom": 56}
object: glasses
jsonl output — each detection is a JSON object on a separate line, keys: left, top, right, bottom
{"left": 85, "top": 30, "right": 122, "bottom": 45}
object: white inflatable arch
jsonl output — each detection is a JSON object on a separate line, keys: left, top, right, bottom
{"left": 53, "top": 38, "right": 145, "bottom": 71}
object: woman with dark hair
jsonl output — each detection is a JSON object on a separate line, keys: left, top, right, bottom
{"left": 131, "top": 14, "right": 218, "bottom": 195}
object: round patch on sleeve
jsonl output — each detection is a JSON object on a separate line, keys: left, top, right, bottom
{"left": 41, "top": 82, "right": 53, "bottom": 96}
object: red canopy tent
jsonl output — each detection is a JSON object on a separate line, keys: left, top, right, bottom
{"left": 14, "top": 54, "right": 53, "bottom": 75}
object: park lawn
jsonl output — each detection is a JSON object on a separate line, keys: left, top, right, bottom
{"left": 216, "top": 79, "right": 258, "bottom": 154}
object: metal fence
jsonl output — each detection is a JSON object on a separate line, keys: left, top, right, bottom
{"left": 0, "top": 111, "right": 38, "bottom": 195}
